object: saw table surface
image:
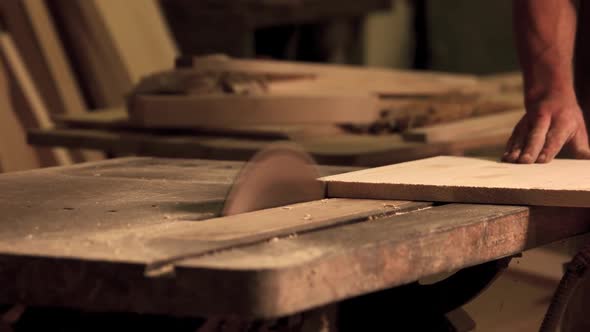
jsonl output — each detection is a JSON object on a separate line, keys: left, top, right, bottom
{"left": 1, "top": 157, "right": 589, "bottom": 319}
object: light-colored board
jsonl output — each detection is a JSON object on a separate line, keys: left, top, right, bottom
{"left": 51, "top": 0, "right": 131, "bottom": 107}
{"left": 180, "top": 55, "right": 483, "bottom": 97}
{"left": 129, "top": 94, "right": 380, "bottom": 126}
{"left": 91, "top": 0, "right": 177, "bottom": 84}
{"left": 321, "top": 156, "right": 590, "bottom": 207}
{"left": 402, "top": 109, "right": 523, "bottom": 143}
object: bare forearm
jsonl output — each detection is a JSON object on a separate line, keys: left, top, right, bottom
{"left": 505, "top": 0, "right": 590, "bottom": 163}
{"left": 513, "top": 0, "right": 578, "bottom": 105}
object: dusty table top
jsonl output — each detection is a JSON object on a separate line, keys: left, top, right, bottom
{"left": 0, "top": 157, "right": 589, "bottom": 319}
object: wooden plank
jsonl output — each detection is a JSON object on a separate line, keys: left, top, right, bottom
{"left": 322, "top": 156, "right": 590, "bottom": 207}
{"left": 129, "top": 94, "right": 380, "bottom": 127}
{"left": 144, "top": 199, "right": 430, "bottom": 274}
{"left": 52, "top": 107, "right": 346, "bottom": 140}
{"left": 175, "top": 204, "right": 590, "bottom": 318}
{"left": 20, "top": 0, "right": 88, "bottom": 116}
{"left": 91, "top": 0, "right": 177, "bottom": 84}
{"left": 27, "top": 129, "right": 454, "bottom": 166}
{"left": 52, "top": 107, "right": 130, "bottom": 129}
{"left": 0, "top": 58, "right": 41, "bottom": 172}
{"left": 402, "top": 109, "right": 523, "bottom": 143}
{"left": 50, "top": 0, "right": 131, "bottom": 107}
{"left": 1, "top": 169, "right": 588, "bottom": 319}
{"left": 0, "top": 157, "right": 588, "bottom": 319}
{"left": 0, "top": 31, "right": 72, "bottom": 166}
{"left": 178, "top": 56, "right": 483, "bottom": 97}
{"left": 51, "top": 0, "right": 177, "bottom": 108}
{"left": 0, "top": 0, "right": 85, "bottom": 116}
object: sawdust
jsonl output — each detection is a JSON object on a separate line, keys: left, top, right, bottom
{"left": 282, "top": 206, "right": 293, "bottom": 210}
{"left": 367, "top": 206, "right": 433, "bottom": 222}
{"left": 303, "top": 214, "right": 312, "bottom": 221}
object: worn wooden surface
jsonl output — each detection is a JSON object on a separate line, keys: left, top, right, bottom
{"left": 322, "top": 156, "right": 590, "bottom": 207}
{"left": 0, "top": 157, "right": 589, "bottom": 319}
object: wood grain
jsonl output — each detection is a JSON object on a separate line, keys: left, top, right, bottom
{"left": 0, "top": 31, "right": 72, "bottom": 166}
{"left": 0, "top": 58, "right": 41, "bottom": 172}
{"left": 0, "top": 157, "right": 588, "bottom": 318}
{"left": 178, "top": 56, "right": 483, "bottom": 97}
{"left": 322, "top": 156, "right": 590, "bottom": 207}
{"left": 402, "top": 110, "right": 522, "bottom": 143}
{"left": 129, "top": 94, "right": 380, "bottom": 127}
{"left": 0, "top": 0, "right": 86, "bottom": 116}
{"left": 51, "top": 0, "right": 177, "bottom": 108}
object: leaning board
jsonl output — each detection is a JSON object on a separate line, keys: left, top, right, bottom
{"left": 321, "top": 156, "right": 590, "bottom": 207}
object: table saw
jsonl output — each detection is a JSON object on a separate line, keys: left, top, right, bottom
{"left": 1, "top": 156, "right": 590, "bottom": 331}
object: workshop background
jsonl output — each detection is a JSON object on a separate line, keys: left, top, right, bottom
{"left": 0, "top": 1, "right": 579, "bottom": 331}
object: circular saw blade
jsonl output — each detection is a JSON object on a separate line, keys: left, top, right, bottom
{"left": 222, "top": 144, "right": 324, "bottom": 216}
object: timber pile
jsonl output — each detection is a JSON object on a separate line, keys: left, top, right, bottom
{"left": 127, "top": 56, "right": 523, "bottom": 139}
{"left": 0, "top": 0, "right": 177, "bottom": 171}
{"left": 1, "top": 0, "right": 523, "bottom": 168}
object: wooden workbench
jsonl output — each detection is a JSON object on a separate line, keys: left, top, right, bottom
{"left": 1, "top": 157, "right": 589, "bottom": 322}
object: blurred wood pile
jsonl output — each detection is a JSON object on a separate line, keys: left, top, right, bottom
{"left": 0, "top": 0, "right": 177, "bottom": 172}
{"left": 0, "top": 0, "right": 523, "bottom": 172}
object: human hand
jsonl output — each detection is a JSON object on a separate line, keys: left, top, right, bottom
{"left": 503, "top": 100, "right": 590, "bottom": 163}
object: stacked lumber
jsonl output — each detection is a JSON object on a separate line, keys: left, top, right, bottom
{"left": 0, "top": 55, "right": 41, "bottom": 172}
{"left": 0, "top": 1, "right": 89, "bottom": 169}
{"left": 128, "top": 55, "right": 520, "bottom": 129}
{"left": 50, "top": 0, "right": 178, "bottom": 108}
{"left": 0, "top": 0, "right": 179, "bottom": 171}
